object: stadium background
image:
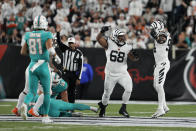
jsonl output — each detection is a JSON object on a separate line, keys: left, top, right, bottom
{"left": 0, "top": 0, "right": 196, "bottom": 101}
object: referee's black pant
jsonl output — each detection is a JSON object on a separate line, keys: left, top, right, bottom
{"left": 62, "top": 71, "right": 77, "bottom": 103}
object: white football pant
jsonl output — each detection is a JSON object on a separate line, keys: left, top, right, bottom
{"left": 153, "top": 62, "right": 170, "bottom": 110}
{"left": 102, "top": 72, "right": 133, "bottom": 105}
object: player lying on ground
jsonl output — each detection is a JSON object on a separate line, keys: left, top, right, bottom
{"left": 150, "top": 20, "right": 171, "bottom": 118}
{"left": 12, "top": 71, "right": 68, "bottom": 117}
{"left": 28, "top": 95, "right": 98, "bottom": 117}
{"left": 96, "top": 26, "right": 139, "bottom": 118}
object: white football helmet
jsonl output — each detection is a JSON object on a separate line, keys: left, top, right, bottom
{"left": 33, "top": 15, "right": 48, "bottom": 30}
{"left": 111, "top": 29, "right": 126, "bottom": 46}
{"left": 150, "top": 20, "right": 164, "bottom": 33}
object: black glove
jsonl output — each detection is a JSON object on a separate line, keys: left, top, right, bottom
{"left": 100, "top": 26, "right": 110, "bottom": 33}
{"left": 150, "top": 29, "right": 158, "bottom": 39}
{"left": 131, "top": 50, "right": 139, "bottom": 60}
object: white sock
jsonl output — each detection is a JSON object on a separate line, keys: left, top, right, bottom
{"left": 90, "top": 106, "right": 97, "bottom": 111}
{"left": 156, "top": 86, "right": 165, "bottom": 110}
{"left": 16, "top": 92, "right": 26, "bottom": 110}
{"left": 122, "top": 90, "right": 132, "bottom": 104}
{"left": 33, "top": 94, "right": 44, "bottom": 112}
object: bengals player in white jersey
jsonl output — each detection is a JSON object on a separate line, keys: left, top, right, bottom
{"left": 150, "top": 20, "right": 171, "bottom": 118}
{"left": 96, "top": 26, "right": 139, "bottom": 118}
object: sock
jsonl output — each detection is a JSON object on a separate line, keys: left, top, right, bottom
{"left": 73, "top": 103, "right": 90, "bottom": 110}
{"left": 33, "top": 94, "right": 44, "bottom": 112}
{"left": 121, "top": 104, "right": 126, "bottom": 109}
{"left": 16, "top": 92, "right": 26, "bottom": 110}
{"left": 90, "top": 106, "right": 97, "bottom": 111}
{"left": 156, "top": 86, "right": 165, "bottom": 110}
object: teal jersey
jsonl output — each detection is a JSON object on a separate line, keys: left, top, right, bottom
{"left": 25, "top": 30, "right": 53, "bottom": 62}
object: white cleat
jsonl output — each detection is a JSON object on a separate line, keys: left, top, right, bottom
{"left": 42, "top": 117, "right": 53, "bottom": 124}
{"left": 90, "top": 106, "right": 98, "bottom": 113}
{"left": 20, "top": 104, "right": 27, "bottom": 120}
{"left": 164, "top": 106, "right": 170, "bottom": 114}
{"left": 152, "top": 109, "right": 165, "bottom": 118}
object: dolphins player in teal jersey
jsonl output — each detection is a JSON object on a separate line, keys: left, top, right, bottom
{"left": 51, "top": 71, "right": 68, "bottom": 101}
{"left": 20, "top": 15, "right": 61, "bottom": 123}
{"left": 28, "top": 71, "right": 69, "bottom": 117}
{"left": 28, "top": 94, "right": 98, "bottom": 117}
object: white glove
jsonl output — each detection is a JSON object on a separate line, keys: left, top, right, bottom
{"left": 54, "top": 55, "right": 61, "bottom": 64}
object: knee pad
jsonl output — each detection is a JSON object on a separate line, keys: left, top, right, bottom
{"left": 125, "top": 89, "right": 132, "bottom": 94}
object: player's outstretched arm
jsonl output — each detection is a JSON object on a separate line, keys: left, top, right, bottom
{"left": 20, "top": 43, "right": 28, "bottom": 56}
{"left": 96, "top": 26, "right": 110, "bottom": 49}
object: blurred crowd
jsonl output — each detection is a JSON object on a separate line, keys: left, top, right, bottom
{"left": 0, "top": 0, "right": 196, "bottom": 49}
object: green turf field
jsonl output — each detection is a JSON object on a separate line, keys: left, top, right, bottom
{"left": 0, "top": 101, "right": 196, "bottom": 131}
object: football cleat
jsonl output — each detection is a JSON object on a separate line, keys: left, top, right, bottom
{"left": 12, "top": 107, "right": 20, "bottom": 116}
{"left": 119, "top": 104, "right": 130, "bottom": 118}
{"left": 164, "top": 106, "right": 170, "bottom": 113}
{"left": 42, "top": 117, "right": 53, "bottom": 124}
{"left": 20, "top": 104, "right": 28, "bottom": 120}
{"left": 90, "top": 106, "right": 98, "bottom": 113}
{"left": 98, "top": 102, "right": 107, "bottom": 117}
{"left": 28, "top": 108, "right": 40, "bottom": 117}
{"left": 152, "top": 109, "right": 165, "bottom": 118}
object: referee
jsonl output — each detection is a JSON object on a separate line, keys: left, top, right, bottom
{"left": 56, "top": 26, "right": 83, "bottom": 103}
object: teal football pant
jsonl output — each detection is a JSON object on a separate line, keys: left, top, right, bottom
{"left": 47, "top": 98, "right": 90, "bottom": 117}
{"left": 24, "top": 61, "right": 51, "bottom": 115}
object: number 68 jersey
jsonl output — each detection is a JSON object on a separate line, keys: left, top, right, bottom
{"left": 105, "top": 38, "right": 132, "bottom": 76}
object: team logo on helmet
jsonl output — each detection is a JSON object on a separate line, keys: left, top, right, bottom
{"left": 33, "top": 15, "right": 48, "bottom": 30}
{"left": 111, "top": 29, "right": 126, "bottom": 46}
{"left": 151, "top": 21, "right": 164, "bottom": 33}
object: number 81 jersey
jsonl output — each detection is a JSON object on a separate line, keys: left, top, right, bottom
{"left": 105, "top": 38, "right": 132, "bottom": 76}
{"left": 25, "top": 30, "right": 53, "bottom": 62}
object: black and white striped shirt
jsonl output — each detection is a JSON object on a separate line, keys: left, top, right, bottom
{"left": 56, "top": 32, "right": 83, "bottom": 80}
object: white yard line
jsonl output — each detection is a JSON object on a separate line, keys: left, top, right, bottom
{"left": 1, "top": 99, "right": 196, "bottom": 105}
{"left": 0, "top": 105, "right": 11, "bottom": 106}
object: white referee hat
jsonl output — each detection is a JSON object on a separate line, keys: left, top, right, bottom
{"left": 68, "top": 37, "right": 76, "bottom": 43}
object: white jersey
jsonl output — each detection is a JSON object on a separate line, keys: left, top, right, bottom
{"left": 105, "top": 38, "right": 132, "bottom": 76}
{"left": 51, "top": 72, "right": 61, "bottom": 86}
{"left": 153, "top": 32, "right": 171, "bottom": 64}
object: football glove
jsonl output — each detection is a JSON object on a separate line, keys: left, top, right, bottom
{"left": 100, "top": 26, "right": 110, "bottom": 33}
{"left": 131, "top": 50, "right": 139, "bottom": 60}
{"left": 150, "top": 29, "right": 158, "bottom": 39}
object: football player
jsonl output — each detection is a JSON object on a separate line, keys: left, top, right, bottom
{"left": 20, "top": 15, "right": 61, "bottom": 123}
{"left": 150, "top": 20, "right": 171, "bottom": 118}
{"left": 96, "top": 27, "right": 139, "bottom": 118}
{"left": 28, "top": 95, "right": 98, "bottom": 117}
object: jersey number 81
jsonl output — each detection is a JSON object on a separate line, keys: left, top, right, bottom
{"left": 29, "top": 38, "right": 43, "bottom": 55}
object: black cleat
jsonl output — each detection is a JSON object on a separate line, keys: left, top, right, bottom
{"left": 98, "top": 102, "right": 107, "bottom": 117}
{"left": 119, "top": 104, "right": 130, "bottom": 118}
